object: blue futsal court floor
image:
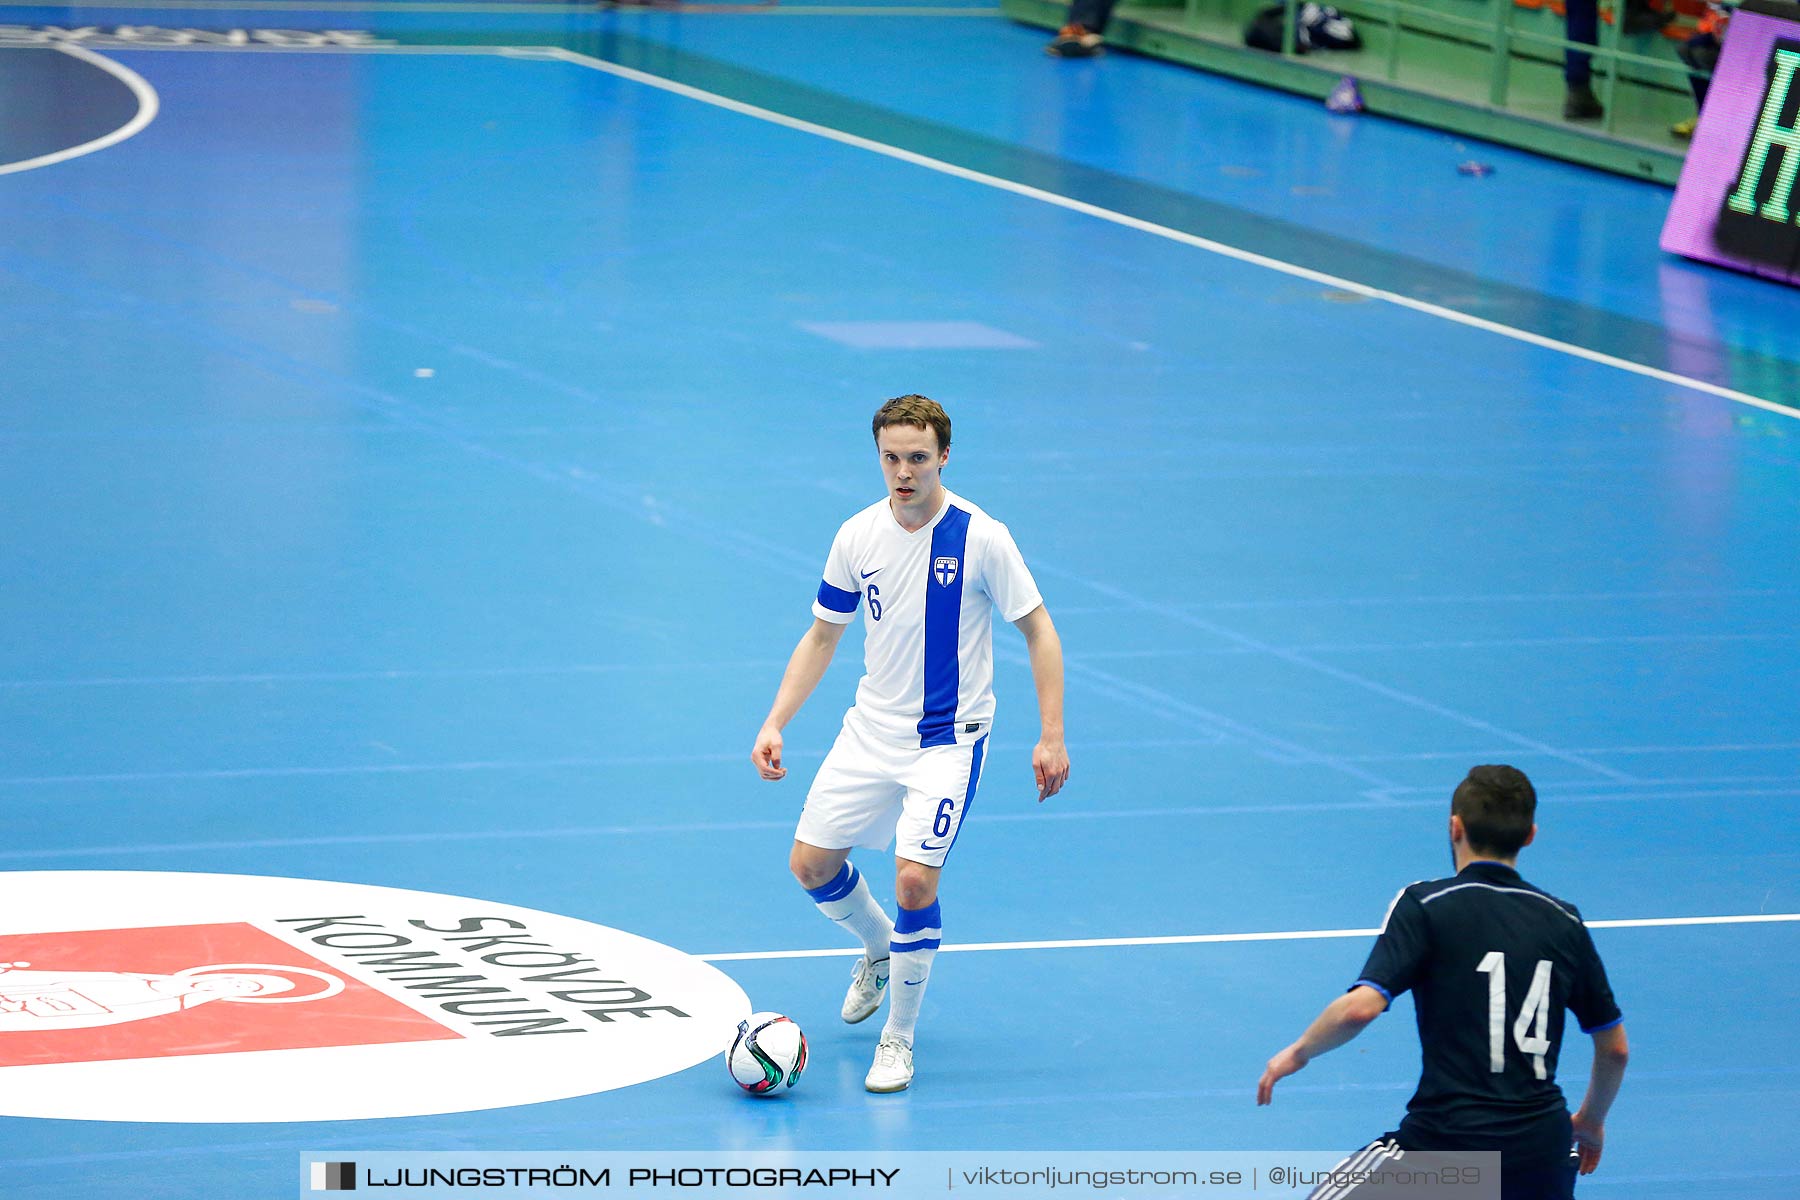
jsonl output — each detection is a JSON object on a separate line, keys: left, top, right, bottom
{"left": 2, "top": 3, "right": 1798, "bottom": 1196}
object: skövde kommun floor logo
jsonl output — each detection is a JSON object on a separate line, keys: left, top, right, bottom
{"left": 0, "top": 871, "right": 749, "bottom": 1122}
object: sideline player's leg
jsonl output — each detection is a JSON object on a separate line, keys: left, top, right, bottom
{"left": 790, "top": 840, "right": 895, "bottom": 1022}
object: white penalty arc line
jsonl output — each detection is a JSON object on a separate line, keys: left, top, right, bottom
{"left": 695, "top": 911, "right": 1800, "bottom": 960}
{"left": 0, "top": 45, "right": 159, "bottom": 176}
{"left": 540, "top": 45, "right": 1800, "bottom": 424}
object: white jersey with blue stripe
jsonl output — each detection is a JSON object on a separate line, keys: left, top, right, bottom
{"left": 811, "top": 489, "right": 1042, "bottom": 749}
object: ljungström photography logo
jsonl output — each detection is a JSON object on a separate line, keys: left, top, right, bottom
{"left": 310, "top": 1161, "right": 357, "bottom": 1191}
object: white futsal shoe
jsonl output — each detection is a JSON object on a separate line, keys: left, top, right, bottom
{"left": 842, "top": 955, "right": 890, "bottom": 1024}
{"left": 864, "top": 1034, "right": 914, "bottom": 1093}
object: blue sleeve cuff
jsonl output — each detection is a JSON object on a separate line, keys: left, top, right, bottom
{"left": 1580, "top": 1014, "right": 1624, "bottom": 1034}
{"left": 816, "top": 580, "right": 859, "bottom": 614}
{"left": 1352, "top": 979, "right": 1394, "bottom": 1003}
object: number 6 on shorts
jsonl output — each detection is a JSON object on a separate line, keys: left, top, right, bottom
{"left": 932, "top": 798, "right": 954, "bottom": 838}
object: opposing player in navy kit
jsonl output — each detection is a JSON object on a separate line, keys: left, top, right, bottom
{"left": 751, "top": 394, "right": 1070, "bottom": 1094}
{"left": 1257, "top": 765, "right": 1629, "bottom": 1199}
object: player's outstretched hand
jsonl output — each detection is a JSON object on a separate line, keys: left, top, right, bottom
{"left": 751, "top": 725, "right": 787, "bottom": 781}
{"left": 1033, "top": 738, "right": 1070, "bottom": 802}
{"left": 1256, "top": 1045, "right": 1308, "bottom": 1106}
{"left": 1571, "top": 1110, "right": 1604, "bottom": 1174}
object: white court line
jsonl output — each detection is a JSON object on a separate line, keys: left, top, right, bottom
{"left": 0, "top": 658, "right": 787, "bottom": 689}
{"left": 1343, "top": 743, "right": 1800, "bottom": 762}
{"left": 0, "top": 46, "right": 159, "bottom": 176}
{"left": 1182, "top": 587, "right": 1790, "bottom": 611}
{"left": 1040, "top": 565, "right": 1638, "bottom": 786}
{"left": 539, "top": 45, "right": 1800, "bottom": 423}
{"left": 696, "top": 912, "right": 1800, "bottom": 960}
{"left": 16, "top": 35, "right": 1792, "bottom": 420}
{"left": 2, "top": 784, "right": 1788, "bottom": 856}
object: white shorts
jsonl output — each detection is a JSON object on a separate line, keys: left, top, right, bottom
{"left": 795, "top": 710, "right": 990, "bottom": 869}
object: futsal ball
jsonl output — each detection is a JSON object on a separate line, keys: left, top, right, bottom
{"left": 727, "top": 1012, "right": 807, "bottom": 1096}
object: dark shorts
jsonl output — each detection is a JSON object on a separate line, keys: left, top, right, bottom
{"left": 1307, "top": 1132, "right": 1577, "bottom": 1200}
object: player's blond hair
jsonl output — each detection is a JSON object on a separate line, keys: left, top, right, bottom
{"left": 872, "top": 395, "right": 951, "bottom": 454}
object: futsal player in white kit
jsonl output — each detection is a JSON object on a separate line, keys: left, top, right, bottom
{"left": 751, "top": 394, "right": 1071, "bottom": 1093}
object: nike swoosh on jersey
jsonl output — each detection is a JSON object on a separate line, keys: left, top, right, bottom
{"left": 861, "top": 568, "right": 882, "bottom": 578}
{"left": 902, "top": 980, "right": 923, "bottom": 986}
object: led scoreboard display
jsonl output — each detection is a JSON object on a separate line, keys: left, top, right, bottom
{"left": 1662, "top": 0, "right": 1800, "bottom": 285}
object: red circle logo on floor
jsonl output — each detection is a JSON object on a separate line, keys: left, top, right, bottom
{"left": 0, "top": 872, "right": 749, "bottom": 1122}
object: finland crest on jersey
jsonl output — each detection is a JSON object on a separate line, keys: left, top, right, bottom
{"left": 813, "top": 489, "right": 1042, "bottom": 749}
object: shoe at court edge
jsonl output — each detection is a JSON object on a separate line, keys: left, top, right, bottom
{"left": 842, "top": 955, "right": 890, "bottom": 1024}
{"left": 865, "top": 1034, "right": 914, "bottom": 1093}
{"left": 1047, "top": 23, "right": 1103, "bottom": 57}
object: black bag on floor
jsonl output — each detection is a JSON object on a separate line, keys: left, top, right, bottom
{"left": 1245, "top": 3, "right": 1362, "bottom": 53}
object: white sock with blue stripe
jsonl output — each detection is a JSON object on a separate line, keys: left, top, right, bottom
{"left": 882, "top": 899, "right": 941, "bottom": 1048}
{"left": 803, "top": 861, "right": 893, "bottom": 962}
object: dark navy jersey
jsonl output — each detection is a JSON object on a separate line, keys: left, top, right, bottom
{"left": 1352, "top": 861, "right": 1622, "bottom": 1169}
